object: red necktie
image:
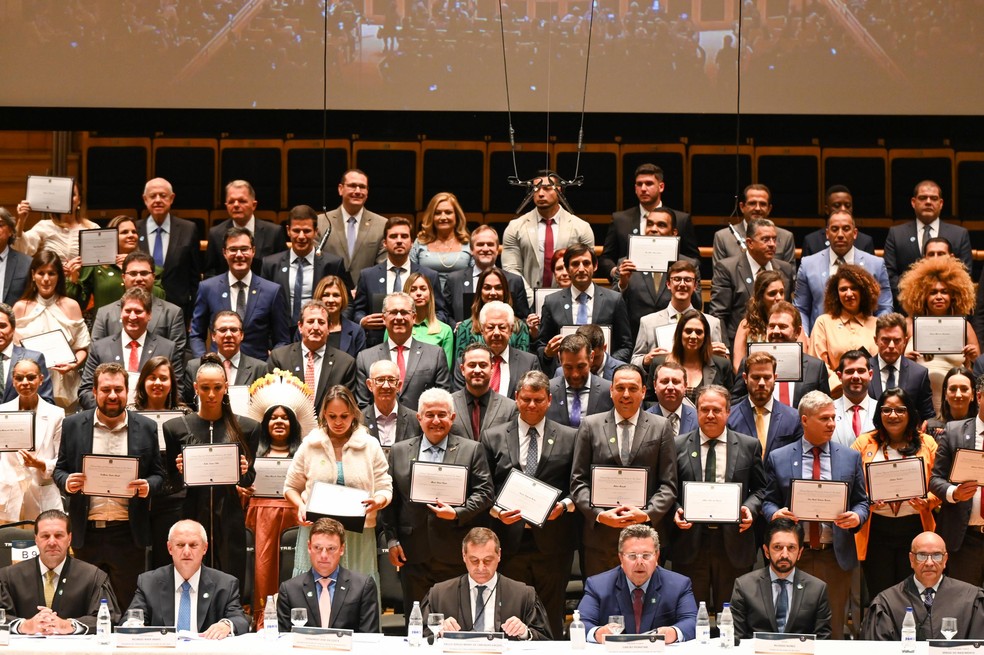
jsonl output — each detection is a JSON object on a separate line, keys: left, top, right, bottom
{"left": 851, "top": 405, "right": 862, "bottom": 438}
{"left": 128, "top": 340, "right": 139, "bottom": 372}
{"left": 779, "top": 382, "right": 791, "bottom": 406}
{"left": 541, "top": 218, "right": 554, "bottom": 287}
{"left": 810, "top": 446, "right": 821, "bottom": 549}
{"left": 396, "top": 345, "right": 406, "bottom": 382}
{"left": 490, "top": 355, "right": 503, "bottom": 394}
{"left": 470, "top": 398, "right": 481, "bottom": 440}
{"left": 632, "top": 587, "right": 644, "bottom": 633}
{"left": 305, "top": 350, "right": 316, "bottom": 391}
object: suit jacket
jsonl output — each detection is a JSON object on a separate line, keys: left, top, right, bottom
{"left": 188, "top": 273, "right": 290, "bottom": 359}
{"left": 91, "top": 296, "right": 188, "bottom": 357}
{"left": 481, "top": 417, "right": 578, "bottom": 557}
{"left": 884, "top": 220, "right": 972, "bottom": 304}
{"left": 800, "top": 228, "right": 875, "bottom": 258}
{"left": 355, "top": 339, "right": 451, "bottom": 410}
{"left": 537, "top": 285, "right": 633, "bottom": 363}
{"left": 420, "top": 574, "right": 551, "bottom": 640}
{"left": 351, "top": 262, "right": 449, "bottom": 347}
{"left": 730, "top": 354, "right": 830, "bottom": 409}
{"left": 631, "top": 307, "right": 725, "bottom": 367}
{"left": 868, "top": 355, "right": 935, "bottom": 421}
{"left": 259, "top": 249, "right": 353, "bottom": 321}
{"left": 763, "top": 439, "right": 869, "bottom": 571}
{"left": 127, "top": 564, "right": 250, "bottom": 635}
{"left": 1, "top": 247, "right": 31, "bottom": 307}
{"left": 708, "top": 254, "right": 795, "bottom": 349}
{"left": 316, "top": 206, "right": 388, "bottom": 286}
{"left": 600, "top": 206, "right": 700, "bottom": 280}
{"left": 276, "top": 567, "right": 379, "bottom": 633}
{"left": 452, "top": 347, "right": 541, "bottom": 397}
{"left": 364, "top": 403, "right": 421, "bottom": 445}
{"left": 577, "top": 566, "right": 697, "bottom": 640}
{"left": 0, "top": 555, "right": 119, "bottom": 632}
{"left": 267, "top": 342, "right": 357, "bottom": 411}
{"left": 929, "top": 417, "right": 981, "bottom": 553}
{"left": 501, "top": 207, "right": 595, "bottom": 304}
{"left": 712, "top": 223, "right": 797, "bottom": 268}
{"left": 727, "top": 398, "right": 803, "bottom": 461}
{"left": 730, "top": 566, "right": 832, "bottom": 639}
{"left": 204, "top": 217, "right": 286, "bottom": 278}
{"left": 380, "top": 435, "right": 493, "bottom": 565}
{"left": 78, "top": 332, "right": 184, "bottom": 410}
{"left": 53, "top": 410, "right": 165, "bottom": 548}
{"left": 832, "top": 394, "right": 876, "bottom": 447}
{"left": 443, "top": 267, "right": 531, "bottom": 326}
{"left": 136, "top": 214, "right": 202, "bottom": 317}
{"left": 545, "top": 374, "right": 614, "bottom": 425}
{"left": 646, "top": 403, "right": 698, "bottom": 435}
{"left": 182, "top": 352, "right": 267, "bottom": 405}
{"left": 793, "top": 249, "right": 892, "bottom": 333}
{"left": 647, "top": 354, "right": 734, "bottom": 404}
{"left": 0, "top": 345, "right": 54, "bottom": 405}
{"left": 620, "top": 260, "right": 702, "bottom": 337}
{"left": 450, "top": 389, "right": 517, "bottom": 441}
{"left": 672, "top": 428, "right": 766, "bottom": 568}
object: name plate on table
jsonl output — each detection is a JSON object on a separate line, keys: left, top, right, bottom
{"left": 0, "top": 411, "right": 35, "bottom": 451}
{"left": 306, "top": 481, "right": 368, "bottom": 532}
{"left": 604, "top": 634, "right": 665, "bottom": 652}
{"left": 441, "top": 632, "right": 506, "bottom": 653}
{"left": 410, "top": 461, "right": 468, "bottom": 506}
{"left": 10, "top": 539, "right": 39, "bottom": 564}
{"left": 929, "top": 641, "right": 984, "bottom": 655}
{"left": 182, "top": 443, "right": 240, "bottom": 486}
{"left": 254, "top": 457, "right": 291, "bottom": 498}
{"left": 135, "top": 411, "right": 185, "bottom": 450}
{"left": 628, "top": 235, "right": 680, "bottom": 273}
{"left": 292, "top": 626, "right": 353, "bottom": 651}
{"left": 865, "top": 456, "right": 926, "bottom": 503}
{"left": 590, "top": 465, "right": 648, "bottom": 508}
{"left": 949, "top": 449, "right": 984, "bottom": 485}
{"left": 493, "top": 468, "right": 562, "bottom": 527}
{"left": 753, "top": 633, "right": 815, "bottom": 655}
{"left": 914, "top": 316, "right": 967, "bottom": 354}
{"left": 116, "top": 627, "right": 177, "bottom": 647}
{"left": 81, "top": 455, "right": 139, "bottom": 497}
{"left": 79, "top": 227, "right": 120, "bottom": 266}
{"left": 747, "top": 342, "right": 804, "bottom": 382}
{"left": 790, "top": 479, "right": 848, "bottom": 522}
{"left": 561, "top": 325, "right": 611, "bottom": 353}
{"left": 682, "top": 481, "right": 742, "bottom": 523}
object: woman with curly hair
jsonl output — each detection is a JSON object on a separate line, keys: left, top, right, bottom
{"left": 926, "top": 366, "right": 978, "bottom": 439}
{"left": 409, "top": 191, "right": 473, "bottom": 291}
{"left": 899, "top": 255, "right": 980, "bottom": 415}
{"left": 731, "top": 270, "right": 808, "bottom": 373}
{"left": 454, "top": 266, "right": 530, "bottom": 361}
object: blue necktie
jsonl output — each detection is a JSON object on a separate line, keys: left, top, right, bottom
{"left": 525, "top": 427, "right": 539, "bottom": 476}
{"left": 473, "top": 585, "right": 487, "bottom": 630}
{"left": 392, "top": 266, "right": 403, "bottom": 293}
{"left": 177, "top": 580, "right": 191, "bottom": 632}
{"left": 347, "top": 216, "right": 358, "bottom": 260}
{"left": 292, "top": 257, "right": 306, "bottom": 324}
{"left": 153, "top": 227, "right": 165, "bottom": 267}
{"left": 576, "top": 291, "right": 589, "bottom": 325}
{"left": 570, "top": 388, "right": 583, "bottom": 427}
{"left": 775, "top": 579, "right": 789, "bottom": 632}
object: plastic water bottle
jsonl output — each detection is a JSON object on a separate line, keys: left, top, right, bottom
{"left": 408, "top": 601, "right": 424, "bottom": 647}
{"left": 696, "top": 601, "right": 711, "bottom": 645}
{"left": 718, "top": 602, "right": 734, "bottom": 649}
{"left": 901, "top": 607, "right": 917, "bottom": 653}
{"left": 96, "top": 598, "right": 111, "bottom": 644}
{"left": 569, "top": 609, "right": 586, "bottom": 649}
{"left": 263, "top": 595, "right": 278, "bottom": 639}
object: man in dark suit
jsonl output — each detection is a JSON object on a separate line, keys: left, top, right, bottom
{"left": 137, "top": 178, "right": 201, "bottom": 321}
{"left": 381, "top": 388, "right": 494, "bottom": 616}
{"left": 316, "top": 169, "right": 387, "bottom": 288}
{"left": 578, "top": 323, "right": 628, "bottom": 382}
{"left": 0, "top": 302, "right": 53, "bottom": 404}
{"left": 443, "top": 225, "right": 530, "bottom": 327}
{"left": 728, "top": 351, "right": 804, "bottom": 459}
{"left": 80, "top": 288, "right": 184, "bottom": 409}
{"left": 884, "top": 180, "right": 972, "bottom": 306}
{"left": 577, "top": 524, "right": 697, "bottom": 643}
{"left": 0, "top": 207, "right": 30, "bottom": 306}
{"left": 762, "top": 390, "right": 869, "bottom": 639}
{"left": 267, "top": 300, "right": 357, "bottom": 412}
{"left": 481, "top": 370, "right": 578, "bottom": 639}
{"left": 54, "top": 362, "right": 166, "bottom": 610}
{"left": 91, "top": 252, "right": 187, "bottom": 355}
{"left": 730, "top": 518, "right": 832, "bottom": 640}
{"left": 127, "top": 519, "right": 250, "bottom": 638}
{"left": 600, "top": 163, "right": 699, "bottom": 279}
{"left": 545, "top": 334, "right": 614, "bottom": 427}
{"left": 0, "top": 509, "right": 119, "bottom": 635}
{"left": 646, "top": 361, "right": 697, "bottom": 436}
{"left": 537, "top": 245, "right": 632, "bottom": 364}
{"left": 352, "top": 216, "right": 447, "bottom": 347}
{"left": 421, "top": 527, "right": 551, "bottom": 640}
{"left": 355, "top": 292, "right": 450, "bottom": 410}
{"left": 276, "top": 518, "right": 378, "bottom": 633}
{"left": 571, "top": 363, "right": 677, "bottom": 576}
{"left": 869, "top": 313, "right": 935, "bottom": 421}
{"left": 799, "top": 185, "right": 875, "bottom": 258}
{"left": 182, "top": 311, "right": 267, "bottom": 405}
{"left": 190, "top": 225, "right": 291, "bottom": 359}
{"left": 204, "top": 179, "right": 286, "bottom": 277}
{"left": 711, "top": 184, "right": 796, "bottom": 268}
{"left": 451, "top": 301, "right": 540, "bottom": 394}
{"left": 450, "top": 344, "right": 517, "bottom": 441}
{"left": 363, "top": 359, "right": 421, "bottom": 446}
{"left": 672, "top": 385, "right": 766, "bottom": 610}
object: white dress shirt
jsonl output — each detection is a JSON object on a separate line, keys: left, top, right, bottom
{"left": 227, "top": 271, "right": 253, "bottom": 315}
{"left": 468, "top": 573, "right": 498, "bottom": 632}
{"left": 173, "top": 567, "right": 203, "bottom": 633}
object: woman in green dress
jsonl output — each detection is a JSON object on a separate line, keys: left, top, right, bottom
{"left": 399, "top": 272, "right": 454, "bottom": 367}
{"left": 78, "top": 215, "right": 164, "bottom": 311}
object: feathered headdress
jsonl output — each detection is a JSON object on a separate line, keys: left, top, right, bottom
{"left": 247, "top": 368, "right": 318, "bottom": 437}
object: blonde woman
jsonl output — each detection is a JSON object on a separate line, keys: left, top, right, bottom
{"left": 409, "top": 192, "right": 473, "bottom": 291}
{"left": 389, "top": 272, "right": 454, "bottom": 367}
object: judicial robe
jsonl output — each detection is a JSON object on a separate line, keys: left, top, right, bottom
{"left": 862, "top": 576, "right": 984, "bottom": 641}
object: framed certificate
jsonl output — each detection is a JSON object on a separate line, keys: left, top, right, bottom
{"left": 948, "top": 448, "right": 984, "bottom": 485}
{"left": 493, "top": 469, "right": 562, "bottom": 527}
{"left": 747, "top": 342, "right": 804, "bottom": 382}
{"left": 135, "top": 410, "right": 184, "bottom": 450}
{"left": 866, "top": 457, "right": 926, "bottom": 503}
{"left": 306, "top": 481, "right": 368, "bottom": 532}
{"left": 533, "top": 288, "right": 563, "bottom": 316}
{"left": 182, "top": 443, "right": 240, "bottom": 486}
{"left": 589, "top": 465, "right": 648, "bottom": 508}
{"left": 78, "top": 228, "right": 120, "bottom": 266}
{"left": 227, "top": 385, "right": 249, "bottom": 416}
{"left": 21, "top": 329, "right": 76, "bottom": 366}
{"left": 0, "top": 411, "right": 35, "bottom": 452}
{"left": 653, "top": 323, "right": 678, "bottom": 350}
{"left": 253, "top": 457, "right": 291, "bottom": 498}
{"left": 410, "top": 461, "right": 468, "bottom": 506}
{"left": 913, "top": 316, "right": 966, "bottom": 354}
{"left": 790, "top": 479, "right": 848, "bottom": 521}
{"left": 81, "top": 454, "right": 139, "bottom": 498}
{"left": 682, "top": 481, "right": 742, "bottom": 523}
{"left": 26, "top": 175, "right": 74, "bottom": 214}
{"left": 627, "top": 235, "right": 680, "bottom": 272}
{"left": 560, "top": 324, "right": 611, "bottom": 353}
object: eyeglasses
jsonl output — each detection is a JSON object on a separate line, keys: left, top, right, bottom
{"left": 912, "top": 552, "right": 945, "bottom": 563}
{"left": 224, "top": 246, "right": 253, "bottom": 254}
{"left": 620, "top": 552, "right": 656, "bottom": 562}
{"left": 343, "top": 183, "right": 367, "bottom": 190}
{"left": 213, "top": 327, "right": 242, "bottom": 335}
{"left": 372, "top": 377, "right": 400, "bottom": 387}
{"left": 13, "top": 374, "right": 39, "bottom": 382}
{"left": 880, "top": 407, "right": 908, "bottom": 416}
{"left": 385, "top": 310, "right": 414, "bottom": 318}
{"left": 668, "top": 276, "right": 695, "bottom": 285}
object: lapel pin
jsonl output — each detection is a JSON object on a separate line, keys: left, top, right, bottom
{"left": 609, "top": 437, "right": 616, "bottom": 444}
{"left": 633, "top": 228, "right": 639, "bottom": 235}
{"left": 282, "top": 267, "right": 288, "bottom": 273}
{"left": 796, "top": 583, "right": 803, "bottom": 590}
{"left": 464, "top": 280, "right": 471, "bottom": 288}
{"left": 139, "top": 236, "right": 145, "bottom": 241}
{"left": 222, "top": 292, "right": 228, "bottom": 298}
{"left": 251, "top": 289, "right": 256, "bottom": 295}
{"left": 114, "top": 355, "right": 120, "bottom": 361}
{"left": 203, "top": 592, "right": 210, "bottom": 599}
{"left": 650, "top": 598, "right": 656, "bottom": 604}
{"left": 59, "top": 589, "right": 64, "bottom": 595}
{"left": 909, "top": 236, "right": 916, "bottom": 242}
{"left": 340, "top": 586, "right": 346, "bottom": 591}
{"left": 745, "top": 277, "right": 753, "bottom": 284}
{"left": 564, "top": 304, "right": 571, "bottom": 310}
{"left": 307, "top": 591, "right": 313, "bottom": 597}
{"left": 547, "top": 439, "right": 554, "bottom": 445}
{"left": 793, "top": 461, "right": 799, "bottom": 466}
{"left": 379, "top": 277, "right": 386, "bottom": 284}
{"left": 691, "top": 452, "right": 697, "bottom": 458}
{"left": 107, "top": 271, "right": 115, "bottom": 277}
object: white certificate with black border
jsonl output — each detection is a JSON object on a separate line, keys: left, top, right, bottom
{"left": 253, "top": 457, "right": 291, "bottom": 498}
{"left": 913, "top": 316, "right": 966, "bottom": 354}
{"left": 493, "top": 469, "right": 562, "bottom": 527}
{"left": 0, "top": 411, "right": 35, "bottom": 451}
{"left": 81, "top": 454, "right": 139, "bottom": 498}
{"left": 560, "top": 324, "right": 611, "bottom": 354}
{"left": 78, "top": 228, "right": 119, "bottom": 266}
{"left": 21, "top": 329, "right": 75, "bottom": 366}
{"left": 410, "top": 461, "right": 468, "bottom": 506}
{"left": 182, "top": 443, "right": 240, "bottom": 486}
{"left": 682, "top": 481, "right": 742, "bottom": 522}
{"left": 135, "top": 410, "right": 184, "bottom": 450}
{"left": 654, "top": 323, "right": 678, "bottom": 350}
{"left": 533, "top": 288, "right": 564, "bottom": 316}
{"left": 790, "top": 479, "right": 848, "bottom": 521}
{"left": 627, "top": 235, "right": 680, "bottom": 272}
{"left": 747, "top": 342, "right": 804, "bottom": 381}
{"left": 949, "top": 448, "right": 984, "bottom": 485}
{"left": 306, "top": 481, "right": 369, "bottom": 532}
{"left": 26, "top": 175, "right": 74, "bottom": 214}
{"left": 866, "top": 457, "right": 926, "bottom": 503}
{"left": 590, "top": 465, "right": 648, "bottom": 508}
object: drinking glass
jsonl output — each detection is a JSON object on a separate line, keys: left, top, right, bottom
{"left": 427, "top": 613, "right": 444, "bottom": 645}
{"left": 123, "top": 609, "right": 144, "bottom": 627}
{"left": 608, "top": 615, "right": 625, "bottom": 635}
{"left": 291, "top": 608, "right": 308, "bottom": 628}
{"left": 941, "top": 617, "right": 958, "bottom": 640}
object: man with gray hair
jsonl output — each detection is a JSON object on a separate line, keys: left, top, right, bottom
{"left": 0, "top": 207, "right": 31, "bottom": 305}
{"left": 711, "top": 184, "right": 795, "bottom": 267}
{"left": 364, "top": 359, "right": 421, "bottom": 446}
{"left": 381, "top": 387, "right": 493, "bottom": 615}
{"left": 452, "top": 300, "right": 540, "bottom": 396}
{"left": 204, "top": 179, "right": 286, "bottom": 277}
{"left": 762, "top": 390, "right": 869, "bottom": 639}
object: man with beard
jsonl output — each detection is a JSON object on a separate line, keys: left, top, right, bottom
{"left": 727, "top": 352, "right": 803, "bottom": 459}
{"left": 832, "top": 350, "right": 876, "bottom": 446}
{"left": 450, "top": 344, "right": 517, "bottom": 441}
{"left": 451, "top": 301, "right": 540, "bottom": 395}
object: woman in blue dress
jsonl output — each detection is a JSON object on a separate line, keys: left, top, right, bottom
{"left": 409, "top": 191, "right": 472, "bottom": 292}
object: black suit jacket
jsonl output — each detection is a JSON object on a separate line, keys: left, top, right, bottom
{"left": 929, "top": 417, "right": 979, "bottom": 553}
{"left": 136, "top": 214, "right": 202, "bottom": 318}
{"left": 545, "top": 374, "right": 614, "bottom": 425}
{"left": 0, "top": 345, "right": 54, "bottom": 405}
{"left": 799, "top": 228, "right": 875, "bottom": 258}
{"left": 267, "top": 342, "right": 357, "bottom": 411}
{"left": 708, "top": 255, "right": 795, "bottom": 349}
{"left": 443, "top": 267, "right": 531, "bottom": 326}
{"left": 420, "top": 574, "right": 552, "bottom": 640}
{"left": 127, "top": 564, "right": 250, "bottom": 635}
{"left": 730, "top": 353, "right": 830, "bottom": 407}
{"left": 451, "top": 347, "right": 540, "bottom": 397}
{"left": 53, "top": 410, "right": 165, "bottom": 548}
{"left": 205, "top": 217, "right": 286, "bottom": 278}
{"left": 450, "top": 389, "right": 517, "bottom": 441}
{"left": 730, "top": 566, "right": 832, "bottom": 639}
{"left": 537, "top": 285, "right": 633, "bottom": 363}
{"left": 364, "top": 403, "right": 422, "bottom": 445}
{"left": 884, "top": 220, "right": 973, "bottom": 305}
{"left": 600, "top": 206, "right": 699, "bottom": 279}
{"left": 355, "top": 339, "right": 451, "bottom": 410}
{"left": 2, "top": 247, "right": 31, "bottom": 306}
{"left": 259, "top": 250, "right": 353, "bottom": 322}
{"left": 276, "top": 567, "right": 379, "bottom": 633}
{"left": 868, "top": 355, "right": 935, "bottom": 421}
{"left": 351, "top": 262, "right": 449, "bottom": 346}
{"left": 79, "top": 332, "right": 185, "bottom": 410}
{"left": 91, "top": 296, "right": 188, "bottom": 356}
{"left": 182, "top": 353, "right": 267, "bottom": 405}
{"left": 620, "top": 259, "right": 702, "bottom": 338}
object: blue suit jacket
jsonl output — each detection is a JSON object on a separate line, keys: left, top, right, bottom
{"left": 1, "top": 345, "right": 54, "bottom": 405}
{"left": 793, "top": 249, "right": 893, "bottom": 333}
{"left": 188, "top": 274, "right": 290, "bottom": 360}
{"left": 646, "top": 403, "right": 697, "bottom": 435}
{"left": 351, "top": 262, "right": 449, "bottom": 346}
{"left": 726, "top": 398, "right": 803, "bottom": 460}
{"left": 577, "top": 566, "right": 697, "bottom": 641}
{"left": 763, "top": 439, "right": 869, "bottom": 571}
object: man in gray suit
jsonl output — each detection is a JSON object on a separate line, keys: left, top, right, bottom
{"left": 570, "top": 363, "right": 677, "bottom": 575}
{"left": 363, "top": 360, "right": 421, "bottom": 446}
{"left": 316, "top": 169, "right": 387, "bottom": 287}
{"left": 182, "top": 311, "right": 266, "bottom": 405}
{"left": 545, "top": 334, "right": 613, "bottom": 427}
{"left": 451, "top": 301, "right": 540, "bottom": 394}
{"left": 712, "top": 184, "right": 796, "bottom": 268}
{"left": 451, "top": 344, "right": 517, "bottom": 441}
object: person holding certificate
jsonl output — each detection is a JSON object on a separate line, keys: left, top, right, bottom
{"left": 851, "top": 388, "right": 939, "bottom": 600}
{"left": 731, "top": 270, "right": 799, "bottom": 373}
{"left": 649, "top": 309, "right": 733, "bottom": 405}
{"left": 77, "top": 215, "right": 165, "bottom": 313}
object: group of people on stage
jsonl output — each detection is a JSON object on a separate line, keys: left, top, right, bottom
{"left": 2, "top": 163, "right": 984, "bottom": 641}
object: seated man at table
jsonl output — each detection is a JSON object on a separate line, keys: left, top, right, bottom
{"left": 420, "top": 527, "right": 552, "bottom": 640}
{"left": 276, "top": 518, "right": 379, "bottom": 633}
{"left": 0, "top": 509, "right": 119, "bottom": 634}
{"left": 577, "top": 524, "right": 697, "bottom": 643}
{"left": 126, "top": 519, "right": 250, "bottom": 639}
{"left": 862, "top": 531, "right": 984, "bottom": 641}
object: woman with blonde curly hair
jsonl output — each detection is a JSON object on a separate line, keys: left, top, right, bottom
{"left": 409, "top": 191, "right": 473, "bottom": 291}
{"left": 731, "top": 270, "right": 808, "bottom": 373}
{"left": 898, "top": 255, "right": 980, "bottom": 415}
